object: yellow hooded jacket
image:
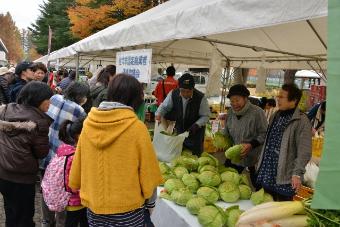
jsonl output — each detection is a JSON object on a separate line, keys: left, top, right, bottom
{"left": 69, "top": 107, "right": 162, "bottom": 214}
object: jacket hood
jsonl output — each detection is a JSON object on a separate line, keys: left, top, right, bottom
{"left": 0, "top": 104, "right": 52, "bottom": 132}
{"left": 0, "top": 119, "right": 36, "bottom": 132}
{"left": 84, "top": 107, "right": 137, "bottom": 149}
{"left": 57, "top": 143, "right": 75, "bottom": 157}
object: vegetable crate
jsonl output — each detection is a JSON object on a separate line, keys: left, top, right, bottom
{"left": 204, "top": 137, "right": 216, "bottom": 153}
{"left": 293, "top": 186, "right": 314, "bottom": 201}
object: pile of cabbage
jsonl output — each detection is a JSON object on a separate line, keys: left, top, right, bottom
{"left": 159, "top": 150, "right": 257, "bottom": 227}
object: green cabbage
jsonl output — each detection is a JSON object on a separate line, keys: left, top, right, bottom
{"left": 182, "top": 173, "right": 200, "bottom": 193}
{"left": 160, "top": 190, "right": 172, "bottom": 201}
{"left": 220, "top": 171, "right": 240, "bottom": 185}
{"left": 198, "top": 205, "right": 226, "bottom": 227}
{"left": 173, "top": 155, "right": 199, "bottom": 172}
{"left": 263, "top": 193, "right": 274, "bottom": 202}
{"left": 198, "top": 157, "right": 216, "bottom": 167}
{"left": 201, "top": 152, "right": 219, "bottom": 166}
{"left": 174, "top": 166, "right": 189, "bottom": 179}
{"left": 159, "top": 162, "right": 171, "bottom": 174}
{"left": 239, "top": 185, "right": 252, "bottom": 200}
{"left": 239, "top": 173, "right": 250, "bottom": 186}
{"left": 225, "top": 145, "right": 243, "bottom": 164}
{"left": 212, "top": 132, "right": 232, "bottom": 150}
{"left": 197, "top": 187, "right": 220, "bottom": 204}
{"left": 218, "top": 181, "right": 240, "bottom": 203}
{"left": 186, "top": 196, "right": 207, "bottom": 215}
{"left": 250, "top": 188, "right": 273, "bottom": 205}
{"left": 225, "top": 206, "right": 243, "bottom": 227}
{"left": 164, "top": 178, "right": 185, "bottom": 194}
{"left": 198, "top": 171, "right": 221, "bottom": 187}
{"left": 190, "top": 172, "right": 200, "bottom": 178}
{"left": 170, "top": 188, "right": 193, "bottom": 206}
{"left": 161, "top": 172, "right": 176, "bottom": 183}
{"left": 198, "top": 165, "right": 218, "bottom": 173}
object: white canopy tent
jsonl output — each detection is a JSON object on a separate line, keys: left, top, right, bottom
{"left": 44, "top": 0, "right": 327, "bottom": 70}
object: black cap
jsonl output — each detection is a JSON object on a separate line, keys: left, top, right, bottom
{"left": 227, "top": 84, "right": 250, "bottom": 98}
{"left": 178, "top": 73, "right": 195, "bottom": 89}
{"left": 15, "top": 61, "right": 34, "bottom": 76}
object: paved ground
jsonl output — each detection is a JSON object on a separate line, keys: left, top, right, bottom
{"left": 0, "top": 183, "right": 42, "bottom": 226}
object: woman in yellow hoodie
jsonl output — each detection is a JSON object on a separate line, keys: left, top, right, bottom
{"left": 69, "top": 74, "right": 163, "bottom": 226}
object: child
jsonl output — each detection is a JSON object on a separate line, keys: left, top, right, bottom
{"left": 57, "top": 117, "right": 88, "bottom": 227}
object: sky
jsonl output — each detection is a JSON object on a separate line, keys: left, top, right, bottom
{"left": 0, "top": 0, "right": 45, "bottom": 29}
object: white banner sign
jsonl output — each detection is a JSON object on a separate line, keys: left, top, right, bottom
{"left": 116, "top": 49, "right": 152, "bottom": 83}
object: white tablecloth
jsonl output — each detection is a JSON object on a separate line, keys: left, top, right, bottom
{"left": 151, "top": 188, "right": 253, "bottom": 227}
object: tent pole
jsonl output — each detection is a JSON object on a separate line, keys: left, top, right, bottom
{"left": 316, "top": 61, "right": 327, "bottom": 80}
{"left": 75, "top": 52, "right": 80, "bottom": 81}
{"left": 220, "top": 60, "right": 230, "bottom": 112}
{"left": 306, "top": 20, "right": 327, "bottom": 50}
{"left": 191, "top": 37, "right": 325, "bottom": 61}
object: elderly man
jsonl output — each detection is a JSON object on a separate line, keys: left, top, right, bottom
{"left": 156, "top": 73, "right": 210, "bottom": 156}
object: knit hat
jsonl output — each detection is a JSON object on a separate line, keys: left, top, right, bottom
{"left": 0, "top": 67, "right": 10, "bottom": 76}
{"left": 15, "top": 61, "right": 34, "bottom": 75}
{"left": 178, "top": 73, "right": 195, "bottom": 89}
{"left": 227, "top": 84, "right": 250, "bottom": 98}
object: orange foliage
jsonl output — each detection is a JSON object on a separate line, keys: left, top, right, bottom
{"left": 68, "top": 0, "right": 161, "bottom": 39}
{"left": 0, "top": 13, "right": 24, "bottom": 63}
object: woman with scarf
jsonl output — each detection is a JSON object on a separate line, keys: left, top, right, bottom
{"left": 223, "top": 84, "right": 268, "bottom": 188}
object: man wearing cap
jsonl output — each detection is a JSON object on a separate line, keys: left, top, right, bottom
{"left": 223, "top": 84, "right": 268, "bottom": 189}
{"left": 0, "top": 66, "right": 11, "bottom": 104}
{"left": 156, "top": 73, "right": 210, "bottom": 156}
{"left": 8, "top": 61, "right": 35, "bottom": 103}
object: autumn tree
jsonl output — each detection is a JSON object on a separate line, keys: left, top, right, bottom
{"left": 0, "top": 12, "right": 24, "bottom": 63}
{"left": 29, "top": 0, "right": 79, "bottom": 55}
{"left": 68, "top": 0, "right": 168, "bottom": 39}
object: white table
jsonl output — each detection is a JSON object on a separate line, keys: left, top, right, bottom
{"left": 151, "top": 188, "right": 253, "bottom": 227}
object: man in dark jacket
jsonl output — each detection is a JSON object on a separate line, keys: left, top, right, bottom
{"left": 156, "top": 73, "right": 210, "bottom": 156}
{"left": 8, "top": 61, "right": 35, "bottom": 102}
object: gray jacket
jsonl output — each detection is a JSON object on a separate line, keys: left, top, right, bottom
{"left": 257, "top": 108, "right": 312, "bottom": 184}
{"left": 224, "top": 103, "right": 268, "bottom": 167}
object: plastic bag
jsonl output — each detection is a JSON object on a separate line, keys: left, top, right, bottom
{"left": 152, "top": 123, "right": 189, "bottom": 162}
{"left": 304, "top": 161, "right": 319, "bottom": 188}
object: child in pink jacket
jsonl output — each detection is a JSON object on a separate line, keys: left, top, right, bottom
{"left": 57, "top": 117, "right": 87, "bottom": 227}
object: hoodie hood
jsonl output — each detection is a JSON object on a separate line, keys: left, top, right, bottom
{"left": 57, "top": 143, "right": 76, "bottom": 157}
{"left": 84, "top": 107, "right": 137, "bottom": 149}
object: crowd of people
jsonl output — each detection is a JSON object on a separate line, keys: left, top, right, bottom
{"left": 0, "top": 61, "right": 162, "bottom": 227}
{"left": 0, "top": 61, "right": 325, "bottom": 226}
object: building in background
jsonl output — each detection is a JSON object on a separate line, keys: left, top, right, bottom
{"left": 0, "top": 39, "right": 8, "bottom": 67}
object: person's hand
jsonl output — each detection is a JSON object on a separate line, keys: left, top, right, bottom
{"left": 240, "top": 143, "right": 252, "bottom": 157}
{"left": 55, "top": 87, "right": 62, "bottom": 94}
{"left": 291, "top": 175, "right": 302, "bottom": 191}
{"left": 155, "top": 115, "right": 161, "bottom": 122}
{"left": 189, "top": 124, "right": 200, "bottom": 135}
{"left": 312, "top": 128, "right": 317, "bottom": 136}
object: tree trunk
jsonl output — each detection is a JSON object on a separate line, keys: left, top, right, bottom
{"left": 283, "top": 70, "right": 297, "bottom": 85}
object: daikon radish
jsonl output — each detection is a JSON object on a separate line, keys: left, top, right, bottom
{"left": 270, "top": 215, "right": 308, "bottom": 227}
{"left": 240, "top": 202, "right": 292, "bottom": 217}
{"left": 237, "top": 201, "right": 304, "bottom": 224}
